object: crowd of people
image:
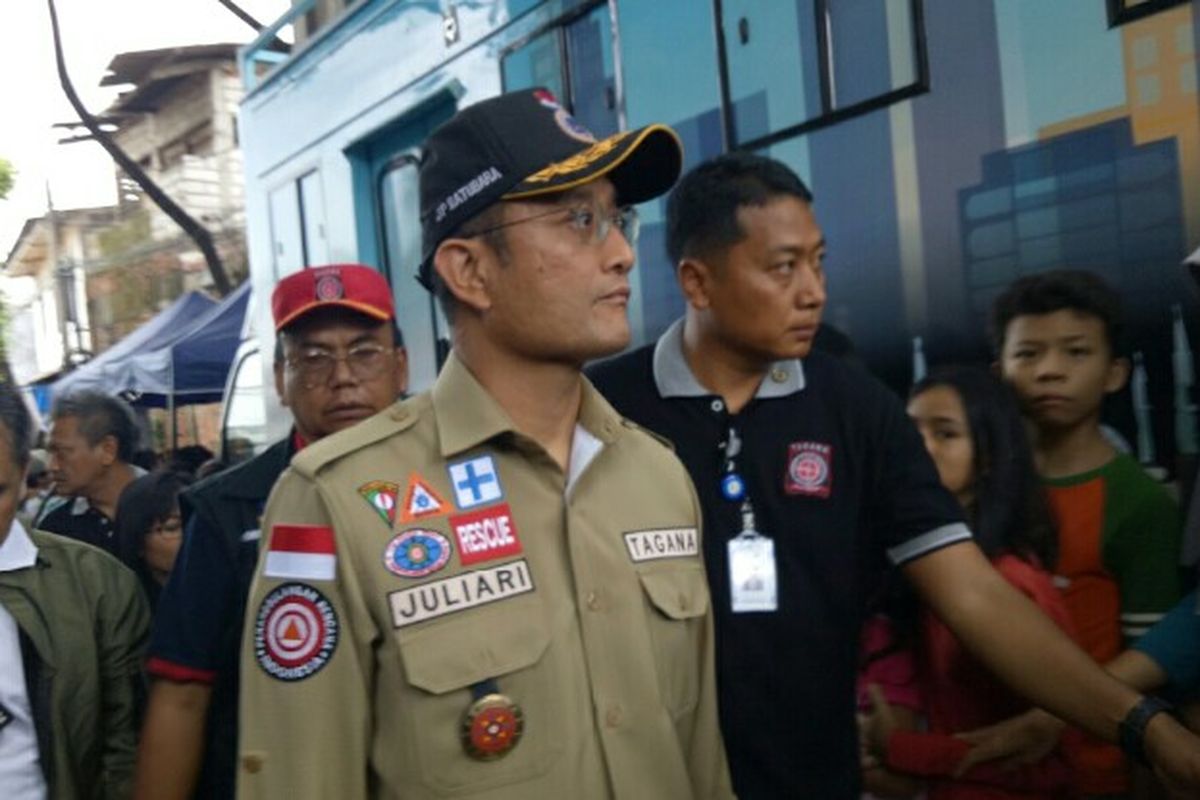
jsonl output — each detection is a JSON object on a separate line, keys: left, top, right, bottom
{"left": 0, "top": 87, "right": 1198, "bottom": 799}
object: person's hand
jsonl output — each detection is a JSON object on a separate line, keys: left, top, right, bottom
{"left": 1144, "top": 712, "right": 1200, "bottom": 797}
{"left": 861, "top": 683, "right": 902, "bottom": 763}
{"left": 952, "top": 708, "right": 1065, "bottom": 777}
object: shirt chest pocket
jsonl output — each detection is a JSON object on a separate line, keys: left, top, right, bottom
{"left": 639, "top": 566, "right": 710, "bottom": 720}
{"left": 393, "top": 602, "right": 570, "bottom": 794}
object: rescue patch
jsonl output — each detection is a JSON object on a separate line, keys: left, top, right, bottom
{"left": 624, "top": 527, "right": 699, "bottom": 562}
{"left": 254, "top": 583, "right": 339, "bottom": 681}
{"left": 400, "top": 473, "right": 449, "bottom": 522}
{"left": 451, "top": 503, "right": 521, "bottom": 566}
{"left": 384, "top": 529, "right": 452, "bottom": 578}
{"left": 389, "top": 559, "right": 534, "bottom": 628}
{"left": 785, "top": 441, "right": 833, "bottom": 498}
{"left": 358, "top": 480, "right": 400, "bottom": 527}
{"left": 448, "top": 455, "right": 504, "bottom": 509}
{"left": 264, "top": 524, "right": 336, "bottom": 581}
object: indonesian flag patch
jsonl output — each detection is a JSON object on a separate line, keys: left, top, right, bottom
{"left": 264, "top": 524, "right": 337, "bottom": 581}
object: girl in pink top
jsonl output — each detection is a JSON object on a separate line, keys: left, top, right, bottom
{"left": 861, "top": 366, "right": 1079, "bottom": 800}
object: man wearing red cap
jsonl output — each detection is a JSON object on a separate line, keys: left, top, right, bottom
{"left": 238, "top": 89, "right": 732, "bottom": 798}
{"left": 134, "top": 265, "right": 407, "bottom": 799}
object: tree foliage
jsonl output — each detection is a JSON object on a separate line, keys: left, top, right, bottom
{"left": 0, "top": 157, "right": 13, "bottom": 200}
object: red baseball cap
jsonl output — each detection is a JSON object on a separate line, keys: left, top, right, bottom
{"left": 272, "top": 264, "right": 395, "bottom": 331}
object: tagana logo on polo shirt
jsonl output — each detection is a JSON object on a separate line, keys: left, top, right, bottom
{"left": 785, "top": 441, "right": 833, "bottom": 498}
{"left": 451, "top": 503, "right": 522, "bottom": 566}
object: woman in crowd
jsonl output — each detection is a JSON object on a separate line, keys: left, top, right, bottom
{"left": 115, "top": 469, "right": 192, "bottom": 611}
{"left": 861, "top": 365, "right": 1080, "bottom": 799}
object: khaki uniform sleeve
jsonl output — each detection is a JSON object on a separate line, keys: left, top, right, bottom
{"left": 237, "top": 469, "right": 377, "bottom": 800}
{"left": 680, "top": 478, "right": 737, "bottom": 799}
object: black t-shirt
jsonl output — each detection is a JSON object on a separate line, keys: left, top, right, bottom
{"left": 588, "top": 323, "right": 968, "bottom": 799}
{"left": 36, "top": 496, "right": 118, "bottom": 556}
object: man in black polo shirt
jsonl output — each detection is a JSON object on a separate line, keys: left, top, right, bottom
{"left": 589, "top": 152, "right": 1200, "bottom": 798}
{"left": 39, "top": 390, "right": 145, "bottom": 555}
{"left": 133, "top": 264, "right": 408, "bottom": 799}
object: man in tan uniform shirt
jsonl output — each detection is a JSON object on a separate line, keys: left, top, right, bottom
{"left": 238, "top": 88, "right": 734, "bottom": 799}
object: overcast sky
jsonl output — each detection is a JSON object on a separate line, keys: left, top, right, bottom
{"left": 0, "top": 0, "right": 290, "bottom": 258}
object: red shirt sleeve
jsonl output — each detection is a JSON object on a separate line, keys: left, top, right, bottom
{"left": 885, "top": 730, "right": 1073, "bottom": 792}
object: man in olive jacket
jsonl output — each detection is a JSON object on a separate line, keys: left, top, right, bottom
{"left": 0, "top": 382, "right": 149, "bottom": 798}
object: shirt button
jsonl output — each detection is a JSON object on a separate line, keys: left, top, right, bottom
{"left": 605, "top": 705, "right": 623, "bottom": 728}
{"left": 710, "top": 399, "right": 724, "bottom": 413}
{"left": 771, "top": 367, "right": 789, "bottom": 383}
{"left": 586, "top": 591, "right": 601, "bottom": 611}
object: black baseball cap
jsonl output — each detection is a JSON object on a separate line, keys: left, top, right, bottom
{"left": 417, "top": 88, "right": 684, "bottom": 289}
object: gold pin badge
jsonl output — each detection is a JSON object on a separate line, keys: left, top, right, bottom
{"left": 461, "top": 693, "right": 524, "bottom": 760}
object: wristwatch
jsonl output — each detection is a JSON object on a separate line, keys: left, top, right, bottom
{"left": 1117, "top": 695, "right": 1175, "bottom": 767}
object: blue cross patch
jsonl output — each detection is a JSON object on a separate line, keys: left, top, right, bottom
{"left": 447, "top": 455, "right": 504, "bottom": 509}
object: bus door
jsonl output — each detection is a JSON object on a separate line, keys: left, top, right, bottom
{"left": 351, "top": 96, "right": 455, "bottom": 393}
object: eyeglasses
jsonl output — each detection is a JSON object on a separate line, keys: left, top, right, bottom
{"left": 468, "top": 203, "right": 640, "bottom": 248}
{"left": 151, "top": 517, "right": 183, "bottom": 538}
{"left": 286, "top": 343, "right": 394, "bottom": 389}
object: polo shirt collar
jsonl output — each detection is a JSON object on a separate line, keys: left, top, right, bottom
{"left": 0, "top": 519, "right": 37, "bottom": 573}
{"left": 652, "top": 318, "right": 806, "bottom": 399}
{"left": 71, "top": 464, "right": 149, "bottom": 516}
{"left": 432, "top": 351, "right": 623, "bottom": 459}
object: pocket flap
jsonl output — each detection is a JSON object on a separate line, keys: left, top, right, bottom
{"left": 639, "top": 568, "right": 710, "bottom": 620}
{"left": 400, "top": 613, "right": 551, "bottom": 695}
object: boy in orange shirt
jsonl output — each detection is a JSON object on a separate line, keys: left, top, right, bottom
{"left": 993, "top": 269, "right": 1182, "bottom": 797}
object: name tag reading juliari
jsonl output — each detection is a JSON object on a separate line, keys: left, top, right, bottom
{"left": 728, "top": 530, "right": 777, "bottom": 613}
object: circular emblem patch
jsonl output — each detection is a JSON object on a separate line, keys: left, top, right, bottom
{"left": 554, "top": 108, "right": 596, "bottom": 144}
{"left": 789, "top": 451, "right": 828, "bottom": 489}
{"left": 254, "top": 583, "right": 338, "bottom": 681}
{"left": 314, "top": 272, "right": 344, "bottom": 301}
{"left": 384, "top": 529, "right": 451, "bottom": 578}
{"left": 461, "top": 694, "right": 524, "bottom": 760}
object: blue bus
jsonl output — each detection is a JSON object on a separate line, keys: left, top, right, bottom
{"left": 231, "top": 0, "right": 1200, "bottom": 467}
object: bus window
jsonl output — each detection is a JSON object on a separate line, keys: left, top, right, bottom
{"left": 221, "top": 344, "right": 270, "bottom": 464}
{"left": 298, "top": 170, "right": 329, "bottom": 265}
{"left": 721, "top": 0, "right": 927, "bottom": 147}
{"left": 268, "top": 181, "right": 305, "bottom": 278}
{"left": 502, "top": 1, "right": 618, "bottom": 138}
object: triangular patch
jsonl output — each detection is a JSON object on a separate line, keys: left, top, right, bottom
{"left": 358, "top": 480, "right": 400, "bottom": 527}
{"left": 400, "top": 473, "right": 449, "bottom": 522}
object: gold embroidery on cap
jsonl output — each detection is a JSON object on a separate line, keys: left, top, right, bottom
{"left": 521, "top": 133, "right": 626, "bottom": 184}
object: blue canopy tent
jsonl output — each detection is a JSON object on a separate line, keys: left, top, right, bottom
{"left": 50, "top": 291, "right": 218, "bottom": 400}
{"left": 120, "top": 282, "right": 251, "bottom": 408}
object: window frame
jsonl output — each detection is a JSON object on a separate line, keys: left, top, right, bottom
{"left": 499, "top": 0, "right": 616, "bottom": 125}
{"left": 1107, "top": 0, "right": 1191, "bottom": 28}
{"left": 715, "top": 0, "right": 930, "bottom": 151}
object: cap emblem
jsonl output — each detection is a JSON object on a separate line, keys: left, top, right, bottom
{"left": 555, "top": 108, "right": 596, "bottom": 144}
{"left": 314, "top": 273, "right": 344, "bottom": 301}
{"left": 520, "top": 133, "right": 622, "bottom": 186}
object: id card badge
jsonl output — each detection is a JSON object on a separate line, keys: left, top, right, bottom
{"left": 728, "top": 531, "right": 777, "bottom": 613}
